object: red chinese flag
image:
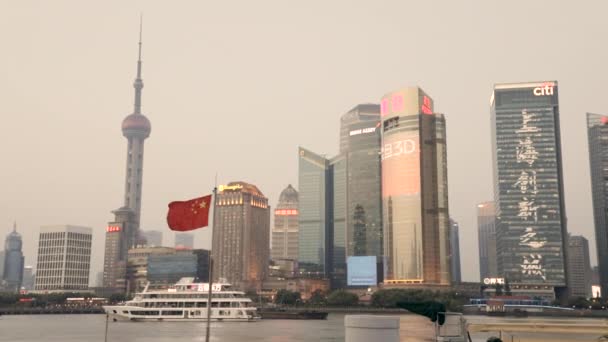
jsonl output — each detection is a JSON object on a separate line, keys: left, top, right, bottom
{"left": 167, "top": 195, "right": 212, "bottom": 231}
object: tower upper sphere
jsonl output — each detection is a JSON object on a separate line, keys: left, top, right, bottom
{"left": 122, "top": 113, "right": 151, "bottom": 138}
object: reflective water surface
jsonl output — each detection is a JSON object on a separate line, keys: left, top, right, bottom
{"left": 0, "top": 313, "right": 605, "bottom": 341}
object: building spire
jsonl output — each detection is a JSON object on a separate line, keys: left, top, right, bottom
{"left": 133, "top": 14, "right": 144, "bottom": 114}
{"left": 13, "top": 220, "right": 16, "bottom": 232}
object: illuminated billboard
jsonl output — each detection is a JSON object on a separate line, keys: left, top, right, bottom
{"left": 347, "top": 256, "right": 377, "bottom": 286}
{"left": 381, "top": 129, "right": 420, "bottom": 197}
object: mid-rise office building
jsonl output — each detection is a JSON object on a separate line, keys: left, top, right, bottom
{"left": 449, "top": 219, "right": 462, "bottom": 284}
{"left": 587, "top": 113, "right": 608, "bottom": 296}
{"left": 212, "top": 182, "right": 270, "bottom": 290}
{"left": 271, "top": 185, "right": 299, "bottom": 260}
{"left": 147, "top": 249, "right": 210, "bottom": 287}
{"left": 22, "top": 266, "right": 34, "bottom": 290}
{"left": 3, "top": 223, "right": 24, "bottom": 292}
{"left": 381, "top": 87, "right": 450, "bottom": 285}
{"left": 103, "top": 209, "right": 133, "bottom": 290}
{"left": 567, "top": 235, "right": 592, "bottom": 298}
{"left": 142, "top": 230, "right": 163, "bottom": 247}
{"left": 491, "top": 81, "right": 568, "bottom": 297}
{"left": 478, "top": 201, "right": 498, "bottom": 279}
{"left": 103, "top": 29, "right": 151, "bottom": 292}
{"left": 35, "top": 225, "right": 92, "bottom": 292}
{"left": 175, "top": 232, "right": 194, "bottom": 250}
{"left": 127, "top": 246, "right": 175, "bottom": 292}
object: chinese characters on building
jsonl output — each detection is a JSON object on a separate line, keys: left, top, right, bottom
{"left": 514, "top": 110, "right": 546, "bottom": 281}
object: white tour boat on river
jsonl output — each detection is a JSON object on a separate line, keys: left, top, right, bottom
{"left": 103, "top": 278, "right": 259, "bottom": 322}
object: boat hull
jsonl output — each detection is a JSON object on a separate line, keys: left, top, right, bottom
{"left": 103, "top": 305, "right": 259, "bottom": 322}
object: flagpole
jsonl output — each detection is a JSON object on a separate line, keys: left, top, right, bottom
{"left": 205, "top": 185, "right": 217, "bottom": 342}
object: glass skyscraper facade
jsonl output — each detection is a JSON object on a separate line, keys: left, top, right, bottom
{"left": 298, "top": 104, "right": 383, "bottom": 289}
{"left": 339, "top": 104, "right": 383, "bottom": 258}
{"left": 381, "top": 87, "right": 450, "bottom": 285}
{"left": 477, "top": 201, "right": 498, "bottom": 279}
{"left": 491, "top": 81, "right": 568, "bottom": 292}
{"left": 449, "top": 219, "right": 462, "bottom": 284}
{"left": 587, "top": 112, "right": 608, "bottom": 295}
{"left": 567, "top": 235, "right": 592, "bottom": 298}
{"left": 3, "top": 223, "right": 24, "bottom": 292}
{"left": 298, "top": 147, "right": 332, "bottom": 278}
{"left": 330, "top": 155, "right": 347, "bottom": 288}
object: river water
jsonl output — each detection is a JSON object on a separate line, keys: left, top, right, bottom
{"left": 0, "top": 314, "right": 605, "bottom": 341}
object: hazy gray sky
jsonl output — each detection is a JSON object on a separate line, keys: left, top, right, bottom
{"left": 1, "top": 0, "right": 606, "bottom": 283}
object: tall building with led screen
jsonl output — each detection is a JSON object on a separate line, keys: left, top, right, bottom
{"left": 381, "top": 87, "right": 450, "bottom": 285}
{"left": 587, "top": 112, "right": 608, "bottom": 296}
{"left": 491, "top": 81, "right": 568, "bottom": 294}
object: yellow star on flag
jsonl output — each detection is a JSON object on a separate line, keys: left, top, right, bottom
{"left": 200, "top": 201, "right": 207, "bottom": 209}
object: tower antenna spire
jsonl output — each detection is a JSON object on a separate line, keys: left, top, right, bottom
{"left": 133, "top": 14, "right": 144, "bottom": 114}
{"left": 138, "top": 13, "right": 143, "bottom": 68}
{"left": 13, "top": 220, "right": 16, "bottom": 232}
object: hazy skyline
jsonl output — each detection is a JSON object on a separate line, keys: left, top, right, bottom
{"left": 1, "top": 0, "right": 606, "bottom": 283}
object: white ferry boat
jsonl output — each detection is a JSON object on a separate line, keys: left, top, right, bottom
{"left": 103, "top": 278, "right": 259, "bottom": 322}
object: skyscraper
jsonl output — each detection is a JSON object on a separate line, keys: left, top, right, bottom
{"left": 339, "top": 104, "right": 383, "bottom": 259}
{"left": 212, "top": 182, "right": 270, "bottom": 290}
{"left": 271, "top": 185, "right": 299, "bottom": 261}
{"left": 586, "top": 113, "right": 608, "bottom": 296}
{"left": 567, "top": 235, "right": 592, "bottom": 298}
{"left": 142, "top": 230, "right": 162, "bottom": 247}
{"left": 381, "top": 87, "right": 450, "bottom": 285}
{"left": 35, "top": 225, "right": 92, "bottom": 292}
{"left": 491, "top": 81, "right": 568, "bottom": 297}
{"left": 449, "top": 219, "right": 462, "bottom": 284}
{"left": 3, "top": 222, "right": 24, "bottom": 292}
{"left": 296, "top": 104, "right": 384, "bottom": 289}
{"left": 175, "top": 232, "right": 194, "bottom": 250}
{"left": 477, "top": 201, "right": 498, "bottom": 279}
{"left": 298, "top": 147, "right": 332, "bottom": 279}
{"left": 103, "top": 25, "right": 151, "bottom": 291}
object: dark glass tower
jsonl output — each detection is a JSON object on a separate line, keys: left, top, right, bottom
{"left": 449, "top": 219, "right": 462, "bottom": 284}
{"left": 491, "top": 81, "right": 568, "bottom": 295}
{"left": 587, "top": 112, "right": 608, "bottom": 296}
{"left": 298, "top": 147, "right": 332, "bottom": 278}
{"left": 381, "top": 87, "right": 450, "bottom": 285}
{"left": 339, "top": 105, "right": 383, "bottom": 258}
{"left": 477, "top": 201, "right": 498, "bottom": 279}
{"left": 3, "top": 222, "right": 24, "bottom": 292}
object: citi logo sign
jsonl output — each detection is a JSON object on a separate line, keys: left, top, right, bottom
{"left": 533, "top": 83, "right": 555, "bottom": 96}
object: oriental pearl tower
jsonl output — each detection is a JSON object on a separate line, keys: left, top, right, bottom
{"left": 103, "top": 22, "right": 151, "bottom": 290}
{"left": 121, "top": 23, "right": 151, "bottom": 228}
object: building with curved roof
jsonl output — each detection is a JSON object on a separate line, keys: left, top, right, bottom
{"left": 271, "top": 185, "right": 299, "bottom": 261}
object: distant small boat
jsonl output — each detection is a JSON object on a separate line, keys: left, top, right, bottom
{"left": 259, "top": 309, "right": 328, "bottom": 320}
